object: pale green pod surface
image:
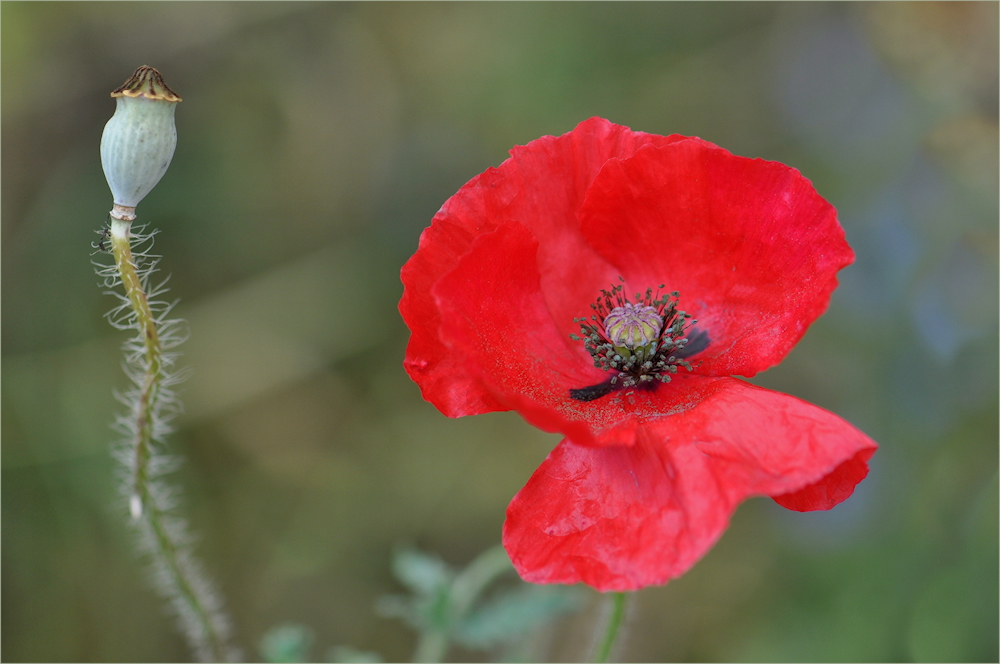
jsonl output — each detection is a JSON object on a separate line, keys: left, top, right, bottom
{"left": 100, "top": 66, "right": 181, "bottom": 209}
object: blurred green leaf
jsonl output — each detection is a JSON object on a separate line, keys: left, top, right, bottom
{"left": 260, "top": 623, "right": 314, "bottom": 663}
{"left": 453, "top": 585, "right": 586, "bottom": 650}
{"left": 380, "top": 547, "right": 455, "bottom": 634}
{"left": 379, "top": 544, "right": 587, "bottom": 661}
{"left": 392, "top": 547, "right": 453, "bottom": 596}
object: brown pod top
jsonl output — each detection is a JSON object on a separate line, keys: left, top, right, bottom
{"left": 111, "top": 65, "right": 182, "bottom": 102}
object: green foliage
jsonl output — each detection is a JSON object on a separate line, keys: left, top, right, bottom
{"left": 393, "top": 547, "right": 455, "bottom": 597}
{"left": 452, "top": 585, "right": 586, "bottom": 650}
{"left": 260, "top": 623, "right": 314, "bottom": 663}
{"left": 264, "top": 546, "right": 584, "bottom": 663}
{"left": 378, "top": 547, "right": 454, "bottom": 632}
{"left": 377, "top": 545, "right": 585, "bottom": 661}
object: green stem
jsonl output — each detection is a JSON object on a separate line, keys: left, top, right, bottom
{"left": 110, "top": 217, "right": 161, "bottom": 519}
{"left": 448, "top": 545, "right": 512, "bottom": 619}
{"left": 592, "top": 592, "right": 627, "bottom": 663}
{"left": 108, "top": 216, "right": 230, "bottom": 662}
{"left": 412, "top": 545, "right": 513, "bottom": 663}
{"left": 412, "top": 631, "right": 448, "bottom": 664}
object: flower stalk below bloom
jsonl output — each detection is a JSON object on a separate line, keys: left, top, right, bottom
{"left": 109, "top": 216, "right": 161, "bottom": 518}
{"left": 592, "top": 592, "right": 628, "bottom": 663}
{"left": 101, "top": 215, "right": 237, "bottom": 662}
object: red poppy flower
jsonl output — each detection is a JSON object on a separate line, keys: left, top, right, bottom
{"left": 399, "top": 118, "right": 877, "bottom": 592}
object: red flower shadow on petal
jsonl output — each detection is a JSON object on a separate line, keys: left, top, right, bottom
{"left": 400, "top": 117, "right": 878, "bottom": 590}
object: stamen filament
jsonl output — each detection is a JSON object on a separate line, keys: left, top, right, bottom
{"left": 571, "top": 281, "right": 705, "bottom": 401}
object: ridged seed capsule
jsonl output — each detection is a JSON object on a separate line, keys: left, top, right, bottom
{"left": 100, "top": 66, "right": 181, "bottom": 220}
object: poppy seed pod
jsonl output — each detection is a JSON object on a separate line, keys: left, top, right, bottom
{"left": 100, "top": 66, "right": 181, "bottom": 220}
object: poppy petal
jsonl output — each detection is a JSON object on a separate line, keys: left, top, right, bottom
{"left": 434, "top": 220, "right": 749, "bottom": 448}
{"left": 503, "top": 378, "right": 876, "bottom": 591}
{"left": 401, "top": 118, "right": 683, "bottom": 417}
{"left": 400, "top": 166, "right": 513, "bottom": 417}
{"left": 578, "top": 138, "right": 853, "bottom": 377}
{"left": 402, "top": 118, "right": 877, "bottom": 592}
{"left": 772, "top": 447, "right": 874, "bottom": 511}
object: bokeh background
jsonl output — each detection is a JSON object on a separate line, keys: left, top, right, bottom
{"left": 2, "top": 2, "right": 997, "bottom": 662}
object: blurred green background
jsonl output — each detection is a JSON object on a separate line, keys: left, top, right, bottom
{"left": 2, "top": 2, "right": 997, "bottom": 661}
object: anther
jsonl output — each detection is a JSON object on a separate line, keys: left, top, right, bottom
{"left": 570, "top": 281, "right": 708, "bottom": 402}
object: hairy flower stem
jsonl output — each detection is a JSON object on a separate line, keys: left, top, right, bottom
{"left": 109, "top": 217, "right": 162, "bottom": 517}
{"left": 592, "top": 592, "right": 627, "bottom": 663}
{"left": 105, "top": 216, "right": 236, "bottom": 662}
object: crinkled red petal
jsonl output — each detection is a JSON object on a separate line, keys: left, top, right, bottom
{"left": 772, "top": 447, "right": 874, "bottom": 511}
{"left": 433, "top": 220, "right": 741, "bottom": 448}
{"left": 399, "top": 165, "right": 512, "bottom": 417}
{"left": 502, "top": 378, "right": 877, "bottom": 591}
{"left": 400, "top": 117, "right": 683, "bottom": 417}
{"left": 578, "top": 138, "right": 854, "bottom": 377}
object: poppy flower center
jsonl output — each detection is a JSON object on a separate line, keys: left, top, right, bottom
{"left": 569, "top": 280, "right": 701, "bottom": 401}
{"left": 604, "top": 302, "right": 662, "bottom": 351}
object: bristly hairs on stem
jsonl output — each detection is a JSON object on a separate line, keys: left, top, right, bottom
{"left": 97, "top": 66, "right": 240, "bottom": 662}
